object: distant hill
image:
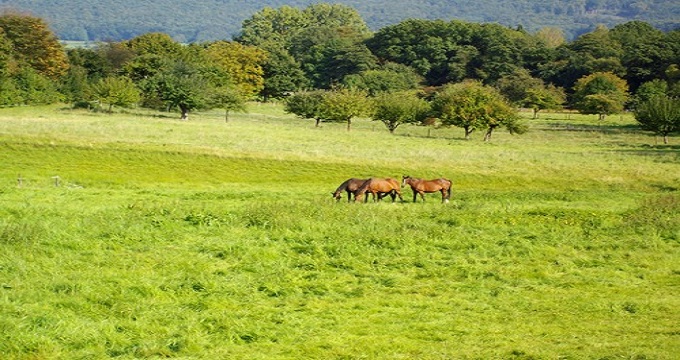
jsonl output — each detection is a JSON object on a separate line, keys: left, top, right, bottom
{"left": 1, "top": 0, "right": 678, "bottom": 42}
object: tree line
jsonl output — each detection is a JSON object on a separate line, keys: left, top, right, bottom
{"left": 0, "top": 4, "right": 678, "bottom": 142}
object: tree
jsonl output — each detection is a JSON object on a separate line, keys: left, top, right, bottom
{"left": 124, "top": 32, "right": 185, "bottom": 58}
{"left": 343, "top": 63, "right": 423, "bottom": 96}
{"left": 88, "top": 76, "right": 141, "bottom": 112}
{"left": 535, "top": 27, "right": 566, "bottom": 48}
{"left": 634, "top": 95, "right": 680, "bottom": 144}
{"left": 284, "top": 90, "right": 326, "bottom": 127}
{"left": 432, "top": 80, "right": 524, "bottom": 141}
{"left": 431, "top": 81, "right": 486, "bottom": 139}
{"left": 148, "top": 59, "right": 214, "bottom": 120}
{"left": 366, "top": 19, "right": 475, "bottom": 86}
{"left": 205, "top": 41, "right": 267, "bottom": 99}
{"left": 544, "top": 25, "right": 624, "bottom": 91}
{"left": 572, "top": 72, "right": 629, "bottom": 120}
{"left": 632, "top": 79, "right": 668, "bottom": 109}
{"left": 495, "top": 68, "right": 564, "bottom": 118}
{"left": 211, "top": 86, "right": 246, "bottom": 122}
{"left": 523, "top": 85, "right": 566, "bottom": 119}
{"left": 609, "top": 21, "right": 672, "bottom": 92}
{"left": 0, "top": 12, "right": 69, "bottom": 79}
{"left": 371, "top": 91, "right": 430, "bottom": 133}
{"left": 319, "top": 88, "right": 369, "bottom": 131}
{"left": 496, "top": 68, "right": 544, "bottom": 104}
{"left": 237, "top": 4, "right": 373, "bottom": 97}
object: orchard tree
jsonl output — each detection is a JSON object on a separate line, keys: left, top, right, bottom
{"left": 634, "top": 95, "right": 680, "bottom": 144}
{"left": 147, "top": 59, "right": 214, "bottom": 120}
{"left": 523, "top": 85, "right": 565, "bottom": 119}
{"left": 632, "top": 79, "right": 668, "bottom": 109}
{"left": 496, "top": 68, "right": 544, "bottom": 104}
{"left": 284, "top": 90, "right": 326, "bottom": 127}
{"left": 573, "top": 72, "right": 629, "bottom": 120}
{"left": 88, "top": 76, "right": 140, "bottom": 112}
{"left": 319, "top": 88, "right": 369, "bottom": 131}
{"left": 432, "top": 80, "right": 524, "bottom": 141}
{"left": 431, "top": 81, "right": 486, "bottom": 139}
{"left": 211, "top": 85, "right": 246, "bottom": 122}
{"left": 370, "top": 91, "right": 430, "bottom": 133}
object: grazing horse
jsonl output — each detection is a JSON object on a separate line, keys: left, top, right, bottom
{"left": 401, "top": 175, "right": 452, "bottom": 203}
{"left": 332, "top": 178, "right": 370, "bottom": 202}
{"left": 354, "top": 178, "right": 404, "bottom": 203}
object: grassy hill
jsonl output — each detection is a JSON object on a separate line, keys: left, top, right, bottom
{"left": 0, "top": 103, "right": 678, "bottom": 358}
{"left": 1, "top": 0, "right": 678, "bottom": 42}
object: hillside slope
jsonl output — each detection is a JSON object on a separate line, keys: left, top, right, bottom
{"left": 0, "top": 0, "right": 678, "bottom": 42}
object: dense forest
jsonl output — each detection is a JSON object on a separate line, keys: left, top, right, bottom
{"left": 0, "top": 0, "right": 678, "bottom": 42}
{"left": 1, "top": 3, "right": 679, "bottom": 141}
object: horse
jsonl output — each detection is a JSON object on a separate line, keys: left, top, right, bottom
{"left": 354, "top": 177, "right": 404, "bottom": 203}
{"left": 401, "top": 175, "right": 452, "bottom": 203}
{"left": 332, "top": 178, "right": 370, "bottom": 202}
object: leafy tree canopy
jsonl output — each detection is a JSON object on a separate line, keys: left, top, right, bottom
{"left": 572, "top": 71, "right": 629, "bottom": 119}
{"left": 0, "top": 12, "right": 69, "bottom": 78}
{"left": 634, "top": 95, "right": 680, "bottom": 144}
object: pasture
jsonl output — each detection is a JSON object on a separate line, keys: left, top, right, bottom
{"left": 0, "top": 104, "right": 678, "bottom": 359}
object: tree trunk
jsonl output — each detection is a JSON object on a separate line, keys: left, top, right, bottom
{"left": 464, "top": 126, "right": 474, "bottom": 140}
{"left": 347, "top": 119, "right": 351, "bottom": 131}
{"left": 484, "top": 125, "right": 497, "bottom": 142}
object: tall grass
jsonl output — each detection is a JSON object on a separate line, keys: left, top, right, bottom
{"left": 0, "top": 104, "right": 678, "bottom": 359}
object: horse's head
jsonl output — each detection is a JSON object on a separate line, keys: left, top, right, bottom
{"left": 331, "top": 191, "right": 342, "bottom": 201}
{"left": 401, "top": 175, "right": 411, "bottom": 188}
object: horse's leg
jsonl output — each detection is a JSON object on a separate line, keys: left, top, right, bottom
{"left": 390, "top": 190, "right": 396, "bottom": 202}
{"left": 347, "top": 190, "right": 352, "bottom": 203}
{"left": 419, "top": 191, "right": 426, "bottom": 202}
{"left": 412, "top": 190, "right": 417, "bottom": 203}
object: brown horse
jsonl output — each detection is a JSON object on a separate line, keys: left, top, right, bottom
{"left": 401, "top": 175, "right": 452, "bottom": 203}
{"left": 332, "top": 178, "right": 370, "bottom": 202}
{"left": 354, "top": 178, "right": 404, "bottom": 203}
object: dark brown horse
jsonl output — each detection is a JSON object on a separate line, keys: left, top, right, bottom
{"left": 401, "top": 175, "right": 452, "bottom": 203}
{"left": 354, "top": 178, "right": 403, "bottom": 203}
{"left": 332, "top": 178, "right": 370, "bottom": 202}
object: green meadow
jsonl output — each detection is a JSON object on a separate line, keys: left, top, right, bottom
{"left": 0, "top": 104, "right": 678, "bottom": 359}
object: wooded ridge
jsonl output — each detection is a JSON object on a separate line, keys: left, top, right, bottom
{"left": 0, "top": 0, "right": 678, "bottom": 42}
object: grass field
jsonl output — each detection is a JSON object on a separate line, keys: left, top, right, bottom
{"left": 0, "top": 104, "right": 678, "bottom": 359}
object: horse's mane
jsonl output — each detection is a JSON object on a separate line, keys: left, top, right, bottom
{"left": 355, "top": 178, "right": 374, "bottom": 194}
{"left": 334, "top": 178, "right": 352, "bottom": 193}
